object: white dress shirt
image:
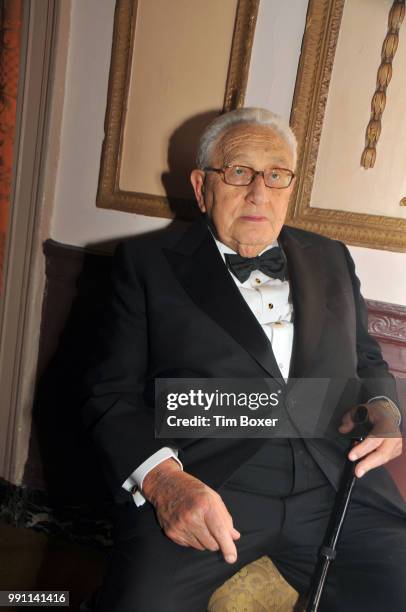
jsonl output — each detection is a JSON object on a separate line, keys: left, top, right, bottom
{"left": 215, "top": 238, "right": 294, "bottom": 380}
{"left": 122, "top": 235, "right": 400, "bottom": 506}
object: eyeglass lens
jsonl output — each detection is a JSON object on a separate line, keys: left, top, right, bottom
{"left": 224, "top": 166, "right": 292, "bottom": 188}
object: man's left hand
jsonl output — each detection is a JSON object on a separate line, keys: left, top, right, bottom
{"left": 338, "top": 400, "right": 403, "bottom": 478}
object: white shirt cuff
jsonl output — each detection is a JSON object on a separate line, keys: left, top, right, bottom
{"left": 122, "top": 447, "right": 183, "bottom": 507}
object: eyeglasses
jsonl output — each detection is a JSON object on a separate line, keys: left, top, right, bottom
{"left": 204, "top": 165, "right": 295, "bottom": 189}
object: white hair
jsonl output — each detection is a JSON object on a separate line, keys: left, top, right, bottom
{"left": 196, "top": 107, "right": 297, "bottom": 170}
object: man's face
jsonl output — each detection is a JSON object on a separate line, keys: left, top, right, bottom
{"left": 190, "top": 123, "right": 295, "bottom": 256}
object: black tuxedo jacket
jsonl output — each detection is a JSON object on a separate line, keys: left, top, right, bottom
{"left": 82, "top": 215, "right": 405, "bottom": 517}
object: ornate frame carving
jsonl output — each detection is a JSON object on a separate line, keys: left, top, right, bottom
{"left": 360, "top": 1, "right": 405, "bottom": 170}
{"left": 367, "top": 299, "right": 406, "bottom": 346}
{"left": 96, "top": 0, "right": 259, "bottom": 219}
{"left": 288, "top": 0, "right": 406, "bottom": 252}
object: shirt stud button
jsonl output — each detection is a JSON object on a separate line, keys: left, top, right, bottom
{"left": 268, "top": 303, "right": 274, "bottom": 309}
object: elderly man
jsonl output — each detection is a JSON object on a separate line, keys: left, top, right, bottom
{"left": 82, "top": 108, "right": 406, "bottom": 611}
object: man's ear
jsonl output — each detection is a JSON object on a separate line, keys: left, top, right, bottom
{"left": 190, "top": 169, "right": 206, "bottom": 213}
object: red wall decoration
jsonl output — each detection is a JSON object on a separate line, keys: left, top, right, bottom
{"left": 0, "top": 0, "right": 22, "bottom": 292}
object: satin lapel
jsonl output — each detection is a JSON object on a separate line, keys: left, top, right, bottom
{"left": 280, "top": 226, "right": 327, "bottom": 378}
{"left": 163, "top": 218, "right": 283, "bottom": 379}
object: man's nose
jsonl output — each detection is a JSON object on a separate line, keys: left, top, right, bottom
{"left": 246, "top": 173, "right": 270, "bottom": 206}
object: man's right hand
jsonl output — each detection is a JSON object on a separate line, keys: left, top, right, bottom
{"left": 142, "top": 458, "right": 240, "bottom": 563}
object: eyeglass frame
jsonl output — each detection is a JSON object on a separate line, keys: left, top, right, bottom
{"left": 203, "top": 164, "right": 295, "bottom": 189}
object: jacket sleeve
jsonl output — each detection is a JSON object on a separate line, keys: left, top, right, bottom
{"left": 340, "top": 242, "right": 401, "bottom": 414}
{"left": 81, "top": 241, "right": 182, "bottom": 499}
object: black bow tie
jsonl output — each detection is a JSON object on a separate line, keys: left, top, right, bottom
{"left": 224, "top": 247, "right": 287, "bottom": 283}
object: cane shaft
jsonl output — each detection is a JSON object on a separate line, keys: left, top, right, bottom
{"left": 306, "top": 559, "right": 330, "bottom": 611}
{"left": 305, "top": 468, "right": 356, "bottom": 611}
{"left": 305, "top": 439, "right": 365, "bottom": 611}
{"left": 305, "top": 405, "right": 372, "bottom": 611}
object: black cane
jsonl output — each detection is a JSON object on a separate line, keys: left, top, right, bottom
{"left": 305, "top": 405, "right": 372, "bottom": 612}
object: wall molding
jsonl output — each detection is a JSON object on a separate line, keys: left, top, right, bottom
{"left": 367, "top": 299, "right": 406, "bottom": 346}
{"left": 0, "top": 0, "right": 59, "bottom": 485}
{"left": 289, "top": 0, "right": 406, "bottom": 252}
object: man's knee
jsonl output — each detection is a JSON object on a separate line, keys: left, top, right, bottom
{"left": 95, "top": 534, "right": 219, "bottom": 612}
{"left": 96, "top": 582, "right": 191, "bottom": 612}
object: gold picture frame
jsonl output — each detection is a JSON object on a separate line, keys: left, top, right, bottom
{"left": 97, "top": 0, "right": 259, "bottom": 220}
{"left": 288, "top": 0, "right": 406, "bottom": 252}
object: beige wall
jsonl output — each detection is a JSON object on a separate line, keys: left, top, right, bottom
{"left": 49, "top": 0, "right": 406, "bottom": 304}
{"left": 51, "top": 0, "right": 164, "bottom": 248}
{"left": 120, "top": 0, "right": 237, "bottom": 198}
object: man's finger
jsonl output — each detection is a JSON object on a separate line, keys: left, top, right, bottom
{"left": 190, "top": 527, "right": 220, "bottom": 552}
{"left": 232, "top": 528, "right": 241, "bottom": 540}
{"left": 354, "top": 445, "right": 393, "bottom": 477}
{"left": 171, "top": 532, "right": 205, "bottom": 550}
{"left": 189, "top": 531, "right": 217, "bottom": 551}
{"left": 348, "top": 436, "right": 381, "bottom": 461}
{"left": 206, "top": 517, "right": 238, "bottom": 563}
{"left": 167, "top": 522, "right": 219, "bottom": 552}
{"left": 339, "top": 411, "right": 355, "bottom": 433}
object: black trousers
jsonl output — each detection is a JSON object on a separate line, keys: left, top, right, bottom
{"left": 96, "top": 440, "right": 406, "bottom": 611}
